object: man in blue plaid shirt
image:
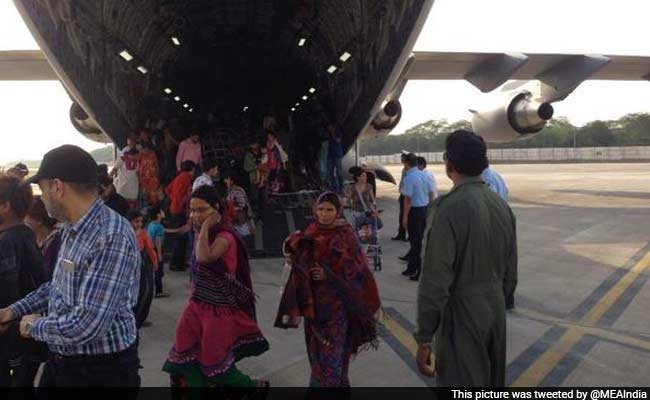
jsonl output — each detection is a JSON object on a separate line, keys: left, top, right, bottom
{"left": 0, "top": 145, "right": 141, "bottom": 387}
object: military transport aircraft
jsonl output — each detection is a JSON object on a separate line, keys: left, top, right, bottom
{"left": 3, "top": 0, "right": 650, "bottom": 180}
{"left": 3, "top": 0, "right": 650, "bottom": 253}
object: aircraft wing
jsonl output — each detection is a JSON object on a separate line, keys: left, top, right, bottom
{"left": 4, "top": 48, "right": 649, "bottom": 90}
{"left": 404, "top": 51, "right": 650, "bottom": 94}
{"left": 0, "top": 50, "right": 57, "bottom": 81}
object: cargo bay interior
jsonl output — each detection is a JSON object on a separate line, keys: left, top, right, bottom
{"left": 20, "top": 0, "right": 425, "bottom": 184}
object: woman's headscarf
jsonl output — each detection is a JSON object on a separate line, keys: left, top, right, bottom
{"left": 311, "top": 191, "right": 348, "bottom": 227}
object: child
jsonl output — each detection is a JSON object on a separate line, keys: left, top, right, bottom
{"left": 128, "top": 209, "right": 157, "bottom": 328}
{"left": 148, "top": 205, "right": 170, "bottom": 298}
{"left": 357, "top": 221, "right": 373, "bottom": 243}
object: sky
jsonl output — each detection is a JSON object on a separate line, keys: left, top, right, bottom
{"left": 2, "top": 0, "right": 650, "bottom": 165}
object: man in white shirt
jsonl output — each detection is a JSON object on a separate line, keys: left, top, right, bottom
{"left": 417, "top": 156, "right": 438, "bottom": 202}
{"left": 192, "top": 159, "right": 219, "bottom": 192}
{"left": 399, "top": 156, "right": 440, "bottom": 264}
{"left": 111, "top": 135, "right": 140, "bottom": 206}
{"left": 481, "top": 166, "right": 509, "bottom": 202}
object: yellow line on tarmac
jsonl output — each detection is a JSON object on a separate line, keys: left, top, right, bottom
{"left": 582, "top": 250, "right": 650, "bottom": 325}
{"left": 512, "top": 249, "right": 650, "bottom": 387}
{"left": 511, "top": 329, "right": 584, "bottom": 387}
{"left": 516, "top": 308, "right": 650, "bottom": 353}
{"left": 383, "top": 313, "right": 419, "bottom": 356}
{"left": 579, "top": 325, "right": 650, "bottom": 352}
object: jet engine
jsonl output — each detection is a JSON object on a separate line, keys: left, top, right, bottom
{"left": 69, "top": 102, "right": 111, "bottom": 143}
{"left": 470, "top": 90, "right": 554, "bottom": 143}
{"left": 359, "top": 99, "right": 403, "bottom": 140}
{"left": 371, "top": 99, "right": 402, "bottom": 130}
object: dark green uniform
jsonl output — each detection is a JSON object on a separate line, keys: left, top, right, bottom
{"left": 414, "top": 176, "right": 517, "bottom": 387}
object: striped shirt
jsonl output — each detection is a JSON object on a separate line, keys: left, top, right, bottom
{"left": 10, "top": 199, "right": 140, "bottom": 356}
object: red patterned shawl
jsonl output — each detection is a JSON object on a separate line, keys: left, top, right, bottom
{"left": 275, "top": 220, "right": 381, "bottom": 353}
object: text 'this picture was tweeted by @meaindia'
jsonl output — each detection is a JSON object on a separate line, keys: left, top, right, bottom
{"left": 452, "top": 390, "right": 649, "bottom": 400}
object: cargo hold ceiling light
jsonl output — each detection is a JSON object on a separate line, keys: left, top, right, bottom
{"left": 189, "top": 108, "right": 194, "bottom": 112}
{"left": 183, "top": 103, "right": 189, "bottom": 108}
{"left": 119, "top": 50, "right": 133, "bottom": 61}
{"left": 298, "top": 38, "right": 306, "bottom": 47}
{"left": 302, "top": 95, "right": 308, "bottom": 101}
{"left": 291, "top": 107, "right": 296, "bottom": 112}
{"left": 137, "top": 65, "right": 148, "bottom": 74}
{"left": 339, "top": 52, "right": 352, "bottom": 62}
{"left": 327, "top": 65, "right": 337, "bottom": 74}
{"left": 295, "top": 102, "right": 300, "bottom": 107}
{"left": 243, "top": 106, "right": 249, "bottom": 111}
{"left": 164, "top": 88, "right": 172, "bottom": 94}
{"left": 309, "top": 87, "right": 316, "bottom": 94}
{"left": 171, "top": 36, "right": 181, "bottom": 46}
{"left": 174, "top": 96, "right": 180, "bottom": 101}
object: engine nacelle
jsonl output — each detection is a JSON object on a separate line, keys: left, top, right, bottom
{"left": 69, "top": 102, "right": 111, "bottom": 143}
{"left": 470, "top": 91, "right": 554, "bottom": 143}
{"left": 359, "top": 99, "right": 403, "bottom": 140}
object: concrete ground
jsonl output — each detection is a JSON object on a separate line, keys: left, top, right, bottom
{"left": 139, "top": 163, "right": 650, "bottom": 387}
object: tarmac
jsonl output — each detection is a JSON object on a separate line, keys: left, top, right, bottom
{"left": 138, "top": 163, "right": 650, "bottom": 387}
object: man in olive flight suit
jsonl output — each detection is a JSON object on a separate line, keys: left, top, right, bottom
{"left": 414, "top": 130, "right": 518, "bottom": 387}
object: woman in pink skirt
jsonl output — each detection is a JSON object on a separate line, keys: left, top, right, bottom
{"left": 163, "top": 185, "right": 269, "bottom": 390}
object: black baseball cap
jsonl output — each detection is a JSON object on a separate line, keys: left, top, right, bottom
{"left": 24, "top": 145, "right": 99, "bottom": 185}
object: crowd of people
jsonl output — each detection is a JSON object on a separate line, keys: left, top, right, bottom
{"left": 93, "top": 125, "right": 297, "bottom": 274}
{"left": 107, "top": 127, "right": 288, "bottom": 212}
{"left": 0, "top": 127, "right": 517, "bottom": 392}
{"left": 0, "top": 140, "right": 381, "bottom": 392}
{"left": 391, "top": 150, "right": 509, "bottom": 281}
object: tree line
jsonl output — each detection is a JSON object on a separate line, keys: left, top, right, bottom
{"left": 77, "top": 112, "right": 650, "bottom": 162}
{"left": 90, "top": 145, "right": 115, "bottom": 164}
{"left": 359, "top": 113, "right": 650, "bottom": 156}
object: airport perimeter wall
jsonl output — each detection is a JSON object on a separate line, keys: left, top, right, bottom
{"left": 360, "top": 146, "right": 650, "bottom": 165}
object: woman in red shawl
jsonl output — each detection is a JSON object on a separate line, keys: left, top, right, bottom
{"left": 137, "top": 142, "right": 162, "bottom": 205}
{"left": 163, "top": 186, "right": 269, "bottom": 390}
{"left": 275, "top": 192, "right": 382, "bottom": 387}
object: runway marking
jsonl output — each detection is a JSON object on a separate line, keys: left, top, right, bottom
{"left": 540, "top": 335, "right": 599, "bottom": 387}
{"left": 382, "top": 312, "right": 418, "bottom": 356}
{"left": 514, "top": 308, "right": 650, "bottom": 352}
{"left": 600, "top": 272, "right": 649, "bottom": 327}
{"left": 511, "top": 249, "right": 650, "bottom": 387}
{"left": 567, "top": 240, "right": 650, "bottom": 321}
{"left": 582, "top": 249, "right": 650, "bottom": 325}
{"left": 380, "top": 307, "right": 433, "bottom": 386}
{"left": 506, "top": 326, "right": 568, "bottom": 386}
